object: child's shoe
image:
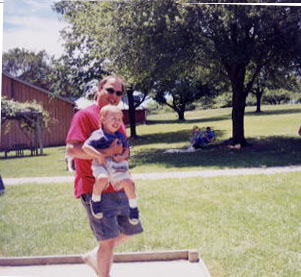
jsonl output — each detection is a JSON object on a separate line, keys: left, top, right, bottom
{"left": 90, "top": 200, "right": 103, "bottom": 219}
{"left": 129, "top": 207, "right": 139, "bottom": 225}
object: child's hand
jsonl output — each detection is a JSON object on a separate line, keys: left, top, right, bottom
{"left": 112, "top": 154, "right": 126, "bottom": 163}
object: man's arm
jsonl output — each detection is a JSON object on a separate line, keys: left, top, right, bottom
{"left": 66, "top": 140, "right": 123, "bottom": 160}
{"left": 66, "top": 142, "right": 92, "bottom": 160}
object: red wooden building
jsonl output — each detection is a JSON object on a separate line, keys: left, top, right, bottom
{"left": 1, "top": 72, "right": 74, "bottom": 149}
{"left": 1, "top": 73, "right": 147, "bottom": 151}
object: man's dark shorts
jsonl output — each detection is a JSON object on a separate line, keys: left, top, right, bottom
{"left": 81, "top": 191, "right": 143, "bottom": 241}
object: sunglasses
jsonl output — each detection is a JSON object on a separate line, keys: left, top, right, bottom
{"left": 105, "top": 88, "right": 123, "bottom": 97}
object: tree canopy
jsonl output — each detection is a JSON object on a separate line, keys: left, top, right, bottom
{"left": 2, "top": 48, "right": 55, "bottom": 91}
{"left": 53, "top": 0, "right": 301, "bottom": 144}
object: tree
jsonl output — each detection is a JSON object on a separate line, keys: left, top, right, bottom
{"left": 2, "top": 48, "right": 54, "bottom": 91}
{"left": 183, "top": 1, "right": 301, "bottom": 145}
{"left": 53, "top": 1, "right": 301, "bottom": 144}
{"left": 53, "top": 1, "right": 153, "bottom": 137}
{"left": 49, "top": 26, "right": 108, "bottom": 98}
{"left": 153, "top": 75, "right": 213, "bottom": 120}
{"left": 262, "top": 88, "right": 293, "bottom": 105}
{"left": 250, "top": 66, "right": 298, "bottom": 112}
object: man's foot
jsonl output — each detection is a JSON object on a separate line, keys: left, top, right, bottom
{"left": 129, "top": 207, "right": 139, "bottom": 225}
{"left": 90, "top": 200, "right": 103, "bottom": 219}
{"left": 81, "top": 247, "right": 98, "bottom": 275}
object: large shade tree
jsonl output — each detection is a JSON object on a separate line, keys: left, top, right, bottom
{"left": 113, "top": 0, "right": 301, "bottom": 144}
{"left": 53, "top": 1, "right": 301, "bottom": 144}
{"left": 183, "top": 1, "right": 301, "bottom": 144}
{"left": 98, "top": 0, "right": 301, "bottom": 144}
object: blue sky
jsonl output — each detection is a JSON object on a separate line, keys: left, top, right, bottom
{"left": 3, "top": 0, "right": 66, "bottom": 58}
{"left": 3, "top": 1, "right": 301, "bottom": 59}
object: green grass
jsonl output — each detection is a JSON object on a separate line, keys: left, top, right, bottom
{"left": 1, "top": 104, "right": 300, "bottom": 177}
{"left": 1, "top": 172, "right": 300, "bottom": 276}
{"left": 0, "top": 146, "right": 72, "bottom": 178}
{"left": 130, "top": 104, "right": 301, "bottom": 172}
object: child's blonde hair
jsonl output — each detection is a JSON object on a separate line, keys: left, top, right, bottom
{"left": 99, "top": 105, "right": 123, "bottom": 122}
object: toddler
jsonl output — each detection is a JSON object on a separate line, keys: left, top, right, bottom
{"left": 83, "top": 105, "right": 139, "bottom": 224}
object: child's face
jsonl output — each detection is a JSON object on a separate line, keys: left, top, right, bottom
{"left": 102, "top": 111, "right": 122, "bottom": 133}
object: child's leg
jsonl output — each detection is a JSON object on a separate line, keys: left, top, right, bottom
{"left": 120, "top": 179, "right": 137, "bottom": 205}
{"left": 92, "top": 175, "right": 109, "bottom": 200}
{"left": 118, "top": 179, "right": 139, "bottom": 224}
{"left": 90, "top": 175, "right": 109, "bottom": 219}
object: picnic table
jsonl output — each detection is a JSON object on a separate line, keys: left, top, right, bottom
{"left": 0, "top": 144, "right": 39, "bottom": 158}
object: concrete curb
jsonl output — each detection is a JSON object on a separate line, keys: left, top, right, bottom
{"left": 4, "top": 165, "right": 301, "bottom": 185}
{"left": 0, "top": 250, "right": 199, "bottom": 266}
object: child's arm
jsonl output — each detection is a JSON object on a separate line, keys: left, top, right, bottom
{"left": 82, "top": 143, "right": 105, "bottom": 165}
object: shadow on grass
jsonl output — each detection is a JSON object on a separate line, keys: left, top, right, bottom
{"left": 130, "top": 136, "right": 301, "bottom": 170}
{"left": 146, "top": 114, "right": 231, "bottom": 125}
{"left": 131, "top": 129, "right": 226, "bottom": 146}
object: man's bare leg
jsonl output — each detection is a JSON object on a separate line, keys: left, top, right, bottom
{"left": 97, "top": 238, "right": 114, "bottom": 277}
{"left": 82, "top": 234, "right": 131, "bottom": 275}
{"left": 98, "top": 234, "right": 131, "bottom": 277}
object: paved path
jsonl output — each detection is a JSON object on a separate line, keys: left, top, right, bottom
{"left": 0, "top": 260, "right": 210, "bottom": 277}
{"left": 3, "top": 165, "right": 301, "bottom": 185}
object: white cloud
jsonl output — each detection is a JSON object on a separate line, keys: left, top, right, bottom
{"left": 5, "top": 15, "right": 61, "bottom": 30}
{"left": 3, "top": 15, "right": 67, "bottom": 57}
{"left": 26, "top": 0, "right": 49, "bottom": 11}
{"left": 3, "top": 0, "right": 67, "bottom": 58}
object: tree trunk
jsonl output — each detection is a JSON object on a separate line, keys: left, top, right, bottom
{"left": 177, "top": 109, "right": 185, "bottom": 121}
{"left": 230, "top": 67, "right": 248, "bottom": 145}
{"left": 255, "top": 88, "right": 263, "bottom": 113}
{"left": 127, "top": 88, "right": 137, "bottom": 139}
{"left": 232, "top": 91, "right": 247, "bottom": 145}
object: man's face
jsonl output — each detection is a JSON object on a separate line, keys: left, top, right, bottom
{"left": 96, "top": 78, "right": 123, "bottom": 107}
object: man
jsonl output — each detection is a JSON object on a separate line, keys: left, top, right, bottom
{"left": 66, "top": 75, "right": 143, "bottom": 277}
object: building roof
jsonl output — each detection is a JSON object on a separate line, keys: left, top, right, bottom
{"left": 2, "top": 72, "right": 74, "bottom": 105}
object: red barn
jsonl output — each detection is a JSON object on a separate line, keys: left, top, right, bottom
{"left": 1, "top": 73, "right": 147, "bottom": 153}
{"left": 117, "top": 101, "right": 147, "bottom": 126}
{"left": 1, "top": 72, "right": 74, "bottom": 150}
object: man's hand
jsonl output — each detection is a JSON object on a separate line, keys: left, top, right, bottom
{"left": 112, "top": 154, "right": 126, "bottom": 163}
{"left": 102, "top": 139, "right": 123, "bottom": 157}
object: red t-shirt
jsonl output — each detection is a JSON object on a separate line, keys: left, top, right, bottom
{"left": 66, "top": 104, "right": 126, "bottom": 198}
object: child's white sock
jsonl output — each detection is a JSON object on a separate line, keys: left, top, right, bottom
{"left": 129, "top": 198, "right": 138, "bottom": 208}
{"left": 92, "top": 194, "right": 101, "bottom": 202}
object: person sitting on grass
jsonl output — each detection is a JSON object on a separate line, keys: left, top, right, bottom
{"left": 190, "top": 126, "right": 215, "bottom": 149}
{"left": 190, "top": 126, "right": 202, "bottom": 149}
{"left": 82, "top": 105, "right": 139, "bottom": 225}
{"left": 203, "top": 127, "right": 215, "bottom": 144}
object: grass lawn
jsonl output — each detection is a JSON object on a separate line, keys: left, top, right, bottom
{"left": 0, "top": 172, "right": 300, "bottom": 276}
{"left": 1, "top": 104, "right": 300, "bottom": 177}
